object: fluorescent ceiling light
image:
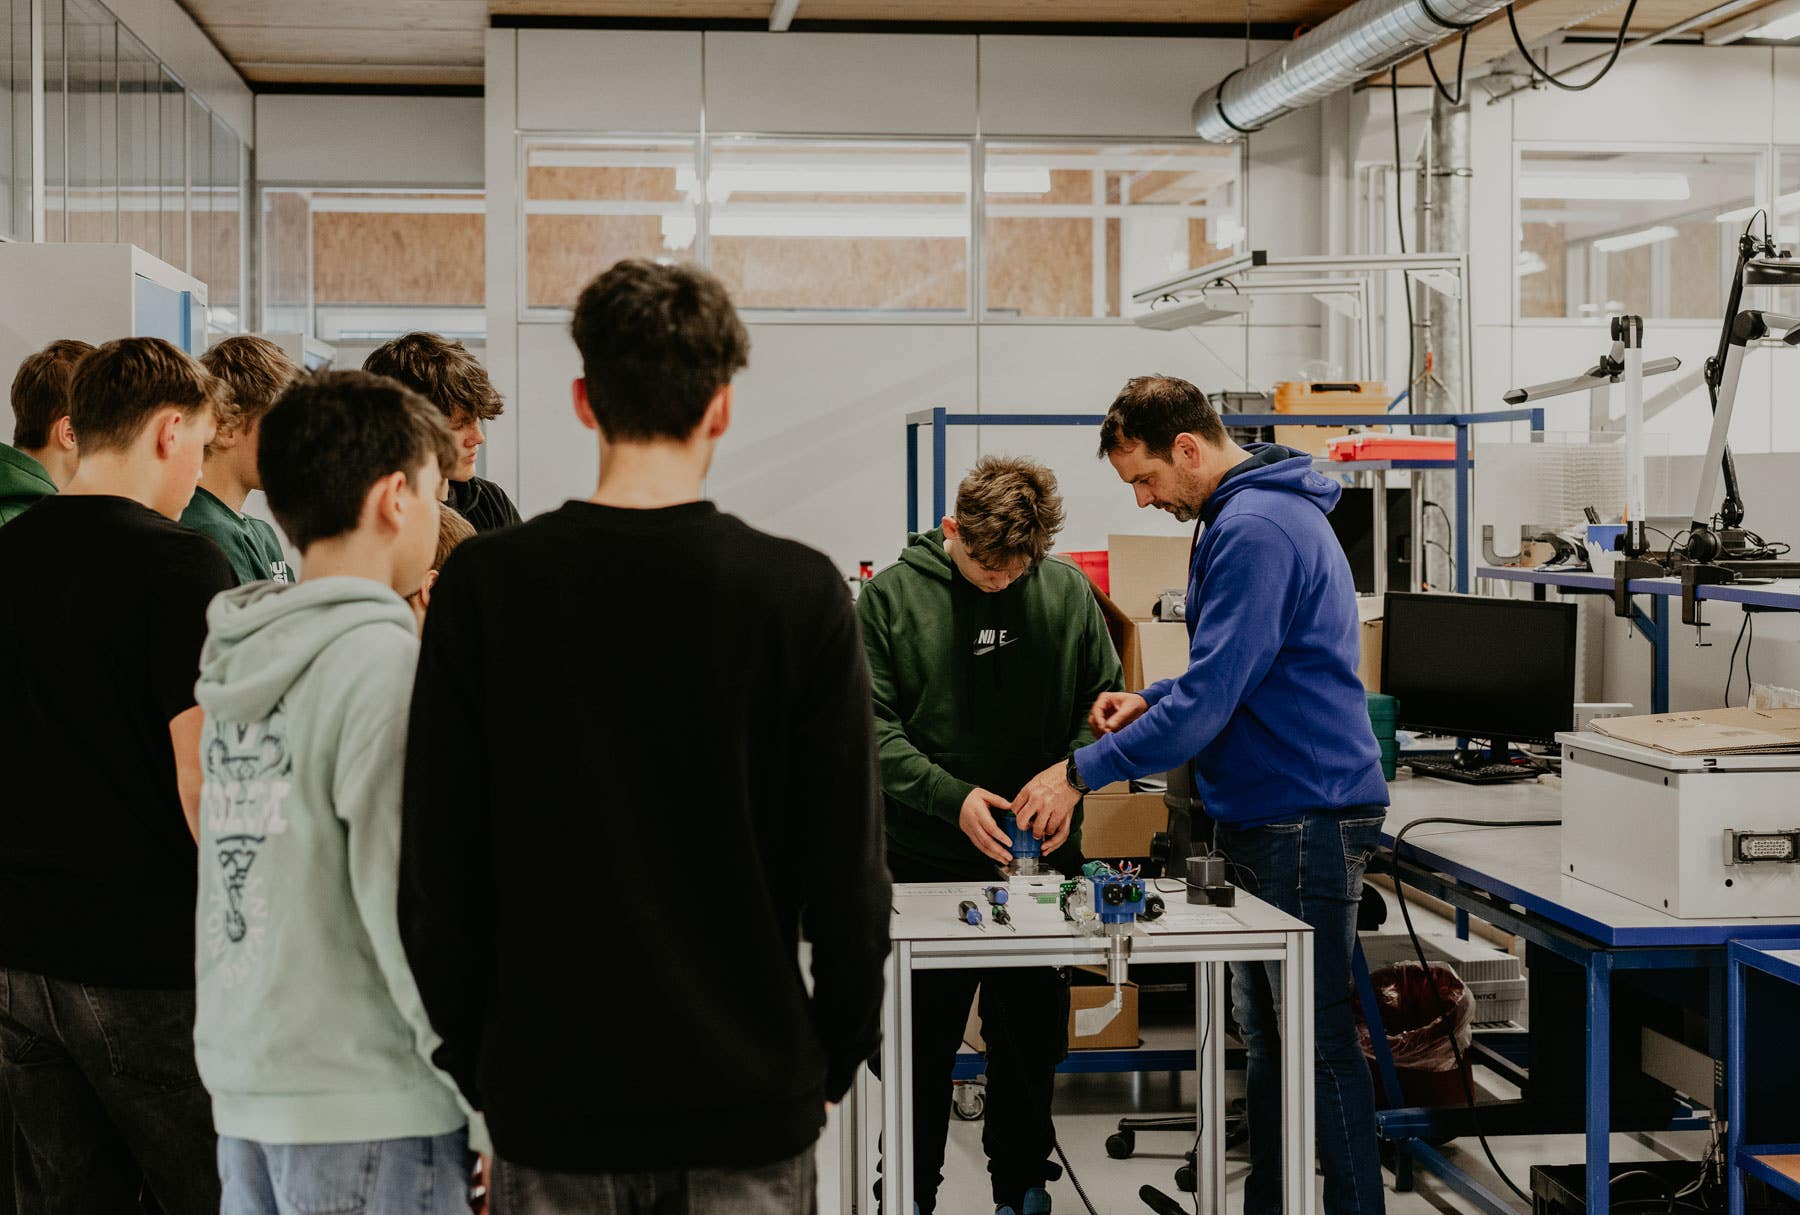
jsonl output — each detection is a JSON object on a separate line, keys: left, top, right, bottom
{"left": 1516, "top": 252, "right": 1548, "bottom": 278}
{"left": 1133, "top": 294, "right": 1253, "bottom": 331}
{"left": 661, "top": 208, "right": 970, "bottom": 246}
{"left": 1720, "top": 191, "right": 1800, "bottom": 223}
{"left": 672, "top": 165, "right": 1047, "bottom": 202}
{"left": 1211, "top": 218, "right": 1246, "bottom": 250}
{"left": 1748, "top": 11, "right": 1800, "bottom": 37}
{"left": 1518, "top": 173, "right": 1690, "bottom": 202}
{"left": 1593, "top": 225, "right": 1678, "bottom": 253}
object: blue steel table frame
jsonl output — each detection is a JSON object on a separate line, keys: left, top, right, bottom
{"left": 1365, "top": 823, "right": 1800, "bottom": 1215}
{"left": 1725, "top": 940, "right": 1800, "bottom": 1215}
{"left": 904, "top": 408, "right": 1545, "bottom": 594}
{"left": 1479, "top": 566, "right": 1800, "bottom": 716}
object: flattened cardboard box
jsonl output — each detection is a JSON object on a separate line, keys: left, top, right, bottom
{"left": 963, "top": 966, "right": 1140, "bottom": 1053}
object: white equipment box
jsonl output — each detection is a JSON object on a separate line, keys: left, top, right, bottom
{"left": 1559, "top": 731, "right": 1800, "bottom": 919}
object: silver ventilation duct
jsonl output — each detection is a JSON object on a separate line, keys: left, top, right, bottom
{"left": 1192, "top": 0, "right": 1514, "bottom": 142}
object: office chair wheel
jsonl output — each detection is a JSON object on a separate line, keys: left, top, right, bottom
{"left": 1105, "top": 1130, "right": 1136, "bottom": 1159}
{"left": 951, "top": 1080, "right": 987, "bottom": 1121}
{"left": 1176, "top": 1163, "right": 1198, "bottom": 1193}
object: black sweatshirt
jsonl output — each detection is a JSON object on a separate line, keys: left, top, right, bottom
{"left": 446, "top": 475, "right": 523, "bottom": 534}
{"left": 399, "top": 500, "right": 891, "bottom": 1173}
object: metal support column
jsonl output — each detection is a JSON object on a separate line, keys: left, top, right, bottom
{"left": 1587, "top": 952, "right": 1614, "bottom": 1215}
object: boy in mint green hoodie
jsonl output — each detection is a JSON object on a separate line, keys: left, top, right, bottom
{"left": 194, "top": 370, "right": 486, "bottom": 1214}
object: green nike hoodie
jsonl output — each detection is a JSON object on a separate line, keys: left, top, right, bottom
{"left": 857, "top": 529, "right": 1124, "bottom": 877}
{"left": 0, "top": 445, "right": 57, "bottom": 526}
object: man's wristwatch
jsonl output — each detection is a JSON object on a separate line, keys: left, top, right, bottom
{"left": 1065, "top": 754, "right": 1091, "bottom": 795}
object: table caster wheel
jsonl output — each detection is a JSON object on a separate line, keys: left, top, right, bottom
{"left": 1176, "top": 1164, "right": 1197, "bottom": 1193}
{"left": 1105, "top": 1130, "right": 1135, "bottom": 1159}
{"left": 951, "top": 1081, "right": 986, "bottom": 1121}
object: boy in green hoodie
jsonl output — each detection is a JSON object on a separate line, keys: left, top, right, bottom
{"left": 193, "top": 370, "right": 485, "bottom": 1214}
{"left": 858, "top": 455, "right": 1123, "bottom": 1215}
{"left": 0, "top": 338, "right": 91, "bottom": 524}
{"left": 180, "top": 335, "right": 299, "bottom": 583}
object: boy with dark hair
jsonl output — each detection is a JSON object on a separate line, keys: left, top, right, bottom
{"left": 181, "top": 335, "right": 300, "bottom": 583}
{"left": 364, "top": 332, "right": 521, "bottom": 533}
{"left": 0, "top": 338, "right": 93, "bottom": 524}
{"left": 194, "top": 370, "right": 484, "bottom": 1214}
{"left": 400, "top": 259, "right": 890, "bottom": 1214}
{"left": 0, "top": 337, "right": 234, "bottom": 1215}
{"left": 859, "top": 455, "right": 1122, "bottom": 1215}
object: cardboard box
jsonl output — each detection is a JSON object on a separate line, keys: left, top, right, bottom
{"left": 963, "top": 968, "right": 1141, "bottom": 1053}
{"left": 1107, "top": 534, "right": 1190, "bottom": 621}
{"left": 1139, "top": 621, "right": 1190, "bottom": 686}
{"left": 1082, "top": 791, "right": 1165, "bottom": 860}
{"left": 1272, "top": 398, "right": 1388, "bottom": 459}
{"left": 1358, "top": 618, "right": 1383, "bottom": 692}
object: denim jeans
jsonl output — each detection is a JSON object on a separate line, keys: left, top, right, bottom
{"left": 1217, "top": 809, "right": 1387, "bottom": 1215}
{"left": 0, "top": 967, "right": 219, "bottom": 1215}
{"left": 491, "top": 1145, "right": 816, "bottom": 1215}
{"left": 219, "top": 1130, "right": 473, "bottom": 1215}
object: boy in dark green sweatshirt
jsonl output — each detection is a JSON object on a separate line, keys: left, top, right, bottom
{"left": 180, "top": 336, "right": 298, "bottom": 583}
{"left": 0, "top": 338, "right": 91, "bottom": 525}
{"left": 858, "top": 455, "right": 1123, "bottom": 1215}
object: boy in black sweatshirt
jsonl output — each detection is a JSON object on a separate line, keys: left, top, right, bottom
{"left": 857, "top": 456, "right": 1123, "bottom": 1215}
{"left": 399, "top": 259, "right": 890, "bottom": 1215}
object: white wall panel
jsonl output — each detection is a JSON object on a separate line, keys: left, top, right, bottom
{"left": 516, "top": 30, "right": 702, "bottom": 132}
{"left": 1775, "top": 48, "right": 1800, "bottom": 144}
{"left": 979, "top": 36, "right": 1270, "bottom": 138}
{"left": 514, "top": 322, "right": 589, "bottom": 520}
{"left": 257, "top": 96, "right": 484, "bottom": 187}
{"left": 704, "top": 33, "right": 976, "bottom": 135}
{"left": 1511, "top": 45, "right": 1773, "bottom": 145}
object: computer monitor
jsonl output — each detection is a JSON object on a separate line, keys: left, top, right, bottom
{"left": 1381, "top": 592, "right": 1578, "bottom": 750}
{"left": 1329, "top": 487, "right": 1412, "bottom": 595}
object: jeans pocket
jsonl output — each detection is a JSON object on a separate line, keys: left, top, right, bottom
{"left": 1339, "top": 814, "right": 1387, "bottom": 901}
{"left": 271, "top": 1141, "right": 380, "bottom": 1215}
{"left": 80, "top": 983, "right": 205, "bottom": 1092}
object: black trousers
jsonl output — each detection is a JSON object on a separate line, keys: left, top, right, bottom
{"left": 885, "top": 853, "right": 1070, "bottom": 1213}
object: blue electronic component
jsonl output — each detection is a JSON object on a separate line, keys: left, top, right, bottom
{"left": 957, "top": 899, "right": 984, "bottom": 927}
{"left": 1088, "top": 874, "right": 1146, "bottom": 927}
{"left": 996, "top": 812, "right": 1041, "bottom": 866}
{"left": 984, "top": 886, "right": 1009, "bottom": 906}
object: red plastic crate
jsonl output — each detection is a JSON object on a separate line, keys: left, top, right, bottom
{"left": 1065, "top": 550, "right": 1109, "bottom": 593}
{"left": 1328, "top": 435, "right": 1456, "bottom": 462}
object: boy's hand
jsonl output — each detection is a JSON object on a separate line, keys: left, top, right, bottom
{"left": 1013, "top": 762, "right": 1080, "bottom": 854}
{"left": 960, "top": 788, "right": 1016, "bottom": 865}
{"left": 1090, "top": 691, "right": 1149, "bottom": 735}
{"left": 468, "top": 1154, "right": 490, "bottom": 1214}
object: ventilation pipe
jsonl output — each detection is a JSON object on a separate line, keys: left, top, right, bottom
{"left": 1191, "top": 0, "right": 1513, "bottom": 142}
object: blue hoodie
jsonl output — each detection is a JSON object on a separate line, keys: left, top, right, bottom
{"left": 1074, "top": 445, "right": 1388, "bottom": 826}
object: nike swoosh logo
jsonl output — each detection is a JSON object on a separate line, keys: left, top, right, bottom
{"left": 973, "top": 638, "right": 1021, "bottom": 656}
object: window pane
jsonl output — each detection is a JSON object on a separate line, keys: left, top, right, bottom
{"left": 1, "top": 0, "right": 29, "bottom": 239}
{"left": 1517, "top": 148, "right": 1757, "bottom": 320}
{"left": 118, "top": 28, "right": 157, "bottom": 257}
{"left": 261, "top": 187, "right": 309, "bottom": 334}
{"left": 707, "top": 139, "right": 969, "bottom": 314}
{"left": 523, "top": 140, "right": 698, "bottom": 311}
{"left": 302, "top": 190, "right": 485, "bottom": 342}
{"left": 188, "top": 95, "right": 211, "bottom": 297}
{"left": 41, "top": 0, "right": 63, "bottom": 240}
{"left": 984, "top": 142, "right": 1242, "bottom": 320}
{"left": 209, "top": 115, "right": 241, "bottom": 332}
{"left": 64, "top": 0, "right": 116, "bottom": 244}
{"left": 159, "top": 69, "right": 184, "bottom": 269}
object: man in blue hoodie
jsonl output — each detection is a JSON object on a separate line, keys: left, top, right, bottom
{"left": 1013, "top": 375, "right": 1388, "bottom": 1215}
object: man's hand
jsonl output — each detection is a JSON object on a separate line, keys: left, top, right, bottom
{"left": 960, "top": 788, "right": 1017, "bottom": 866}
{"left": 1012, "top": 762, "right": 1081, "bottom": 855}
{"left": 1090, "top": 691, "right": 1149, "bottom": 736}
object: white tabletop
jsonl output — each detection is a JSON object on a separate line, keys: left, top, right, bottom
{"left": 1383, "top": 777, "right": 1800, "bottom": 946}
{"left": 889, "top": 880, "right": 1305, "bottom": 947}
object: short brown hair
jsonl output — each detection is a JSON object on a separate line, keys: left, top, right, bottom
{"left": 259, "top": 371, "right": 458, "bottom": 551}
{"left": 571, "top": 259, "right": 750, "bottom": 443}
{"left": 1097, "top": 375, "right": 1226, "bottom": 460}
{"left": 202, "top": 335, "right": 301, "bottom": 437}
{"left": 69, "top": 338, "right": 226, "bottom": 455}
{"left": 434, "top": 505, "right": 476, "bottom": 571}
{"left": 11, "top": 338, "right": 96, "bottom": 448}
{"left": 363, "top": 333, "right": 503, "bottom": 426}
{"left": 953, "top": 455, "right": 1065, "bottom": 567}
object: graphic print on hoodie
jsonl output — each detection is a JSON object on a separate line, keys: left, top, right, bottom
{"left": 194, "top": 576, "right": 482, "bottom": 1149}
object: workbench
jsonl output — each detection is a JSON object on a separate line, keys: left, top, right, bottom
{"left": 844, "top": 881, "right": 1314, "bottom": 1215}
{"left": 1373, "top": 778, "right": 1800, "bottom": 1215}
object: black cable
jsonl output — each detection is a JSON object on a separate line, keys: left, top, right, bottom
{"left": 1746, "top": 612, "right": 1755, "bottom": 700}
{"left": 1390, "top": 69, "right": 1416, "bottom": 402}
{"left": 1507, "top": 0, "right": 1640, "bottom": 92}
{"left": 1423, "top": 500, "right": 1454, "bottom": 536}
{"left": 1725, "top": 612, "right": 1750, "bottom": 706}
{"left": 1425, "top": 538, "right": 1459, "bottom": 581}
{"left": 1423, "top": 30, "right": 1472, "bottom": 105}
{"left": 1388, "top": 816, "right": 1561, "bottom": 1204}
{"left": 1611, "top": 1168, "right": 1676, "bottom": 1213}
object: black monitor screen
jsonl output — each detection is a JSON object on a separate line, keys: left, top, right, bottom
{"left": 1381, "top": 592, "right": 1577, "bottom": 747}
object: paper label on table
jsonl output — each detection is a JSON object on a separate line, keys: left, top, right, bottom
{"left": 1148, "top": 908, "right": 1241, "bottom": 932}
{"left": 1073, "top": 991, "right": 1123, "bottom": 1037}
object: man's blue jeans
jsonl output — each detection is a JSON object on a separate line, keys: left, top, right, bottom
{"left": 1217, "top": 808, "right": 1387, "bottom": 1215}
{"left": 219, "top": 1130, "right": 473, "bottom": 1215}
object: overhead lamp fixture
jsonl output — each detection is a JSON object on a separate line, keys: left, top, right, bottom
{"left": 674, "top": 165, "right": 1048, "bottom": 202}
{"left": 1517, "top": 252, "right": 1549, "bottom": 278}
{"left": 1707, "top": 0, "right": 1800, "bottom": 43}
{"left": 1593, "top": 225, "right": 1679, "bottom": 253}
{"left": 1133, "top": 293, "right": 1254, "bottom": 331}
{"left": 661, "top": 209, "right": 970, "bottom": 245}
{"left": 1717, "top": 191, "right": 1800, "bottom": 223}
{"left": 1744, "top": 253, "right": 1800, "bottom": 285}
{"left": 1519, "top": 174, "right": 1690, "bottom": 202}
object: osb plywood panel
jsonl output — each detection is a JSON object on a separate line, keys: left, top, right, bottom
{"left": 711, "top": 237, "right": 966, "bottom": 309}
{"left": 1668, "top": 221, "right": 1722, "bottom": 318}
{"left": 1519, "top": 222, "right": 1566, "bottom": 319}
{"left": 312, "top": 212, "right": 486, "bottom": 306}
{"left": 265, "top": 190, "right": 310, "bottom": 307}
{"left": 527, "top": 165, "right": 686, "bottom": 203}
{"left": 1606, "top": 243, "right": 1650, "bottom": 314}
{"left": 526, "top": 213, "right": 666, "bottom": 307}
{"left": 986, "top": 215, "right": 1092, "bottom": 318}
{"left": 490, "top": 0, "right": 1348, "bottom": 24}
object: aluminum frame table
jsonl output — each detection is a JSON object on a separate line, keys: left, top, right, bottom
{"left": 844, "top": 881, "right": 1314, "bottom": 1215}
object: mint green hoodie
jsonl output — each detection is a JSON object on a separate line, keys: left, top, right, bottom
{"left": 193, "top": 577, "right": 486, "bottom": 1150}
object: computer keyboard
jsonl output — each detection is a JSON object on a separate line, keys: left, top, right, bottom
{"left": 1401, "top": 755, "right": 1542, "bottom": 785}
